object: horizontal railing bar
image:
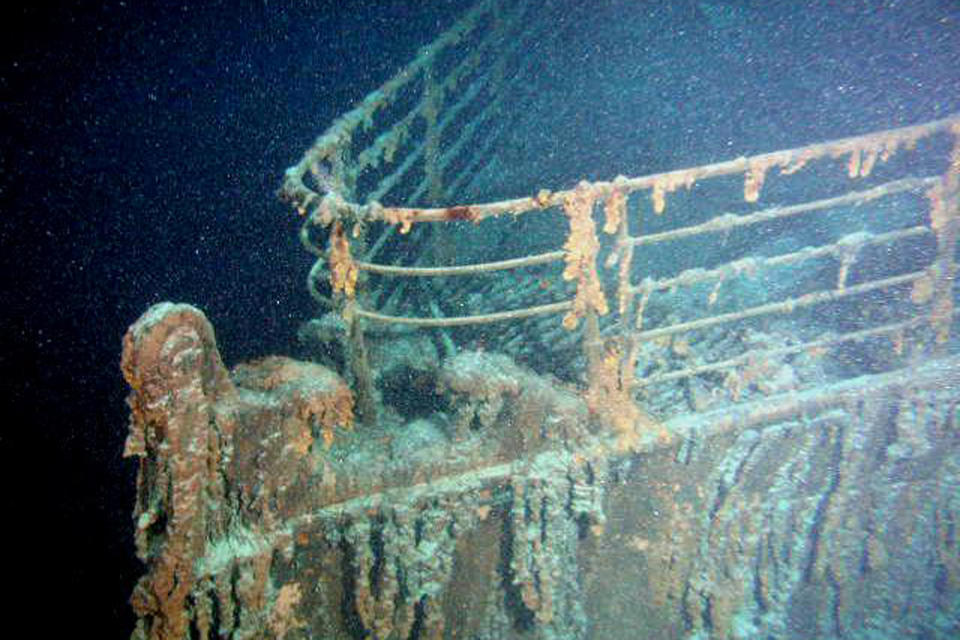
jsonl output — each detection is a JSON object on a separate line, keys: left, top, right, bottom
{"left": 665, "top": 355, "right": 960, "bottom": 444}
{"left": 367, "top": 115, "right": 958, "bottom": 225}
{"left": 634, "top": 225, "right": 931, "bottom": 294}
{"left": 356, "top": 250, "right": 564, "bottom": 277}
{"left": 378, "top": 6, "right": 551, "bottom": 209}
{"left": 632, "top": 270, "right": 924, "bottom": 343}
{"left": 356, "top": 300, "right": 571, "bottom": 327}
{"left": 626, "top": 176, "right": 936, "bottom": 248}
{"left": 632, "top": 314, "right": 931, "bottom": 389}
{"left": 283, "top": 0, "right": 500, "bottom": 171}
{"left": 353, "top": 1, "right": 525, "bottom": 177}
{"left": 357, "top": 50, "right": 493, "bottom": 189}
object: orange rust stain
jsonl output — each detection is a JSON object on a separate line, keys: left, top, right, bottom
{"left": 442, "top": 206, "right": 479, "bottom": 222}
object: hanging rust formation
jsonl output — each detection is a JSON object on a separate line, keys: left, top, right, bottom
{"left": 123, "top": 302, "right": 612, "bottom": 639}
{"left": 124, "top": 0, "right": 960, "bottom": 638}
{"left": 122, "top": 302, "right": 960, "bottom": 639}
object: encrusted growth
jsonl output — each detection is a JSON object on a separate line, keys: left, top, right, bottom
{"left": 329, "top": 221, "right": 359, "bottom": 299}
{"left": 602, "top": 184, "right": 627, "bottom": 234}
{"left": 561, "top": 182, "right": 609, "bottom": 330}
{"left": 122, "top": 303, "right": 235, "bottom": 640}
{"left": 586, "top": 340, "right": 665, "bottom": 452}
{"left": 232, "top": 356, "right": 354, "bottom": 450}
{"left": 123, "top": 304, "right": 357, "bottom": 639}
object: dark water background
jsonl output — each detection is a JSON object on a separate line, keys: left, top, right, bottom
{"left": 1, "top": 1, "right": 472, "bottom": 634}
{"left": 1, "top": 0, "right": 956, "bottom": 636}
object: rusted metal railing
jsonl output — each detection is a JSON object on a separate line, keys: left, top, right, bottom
{"left": 280, "top": 0, "right": 959, "bottom": 436}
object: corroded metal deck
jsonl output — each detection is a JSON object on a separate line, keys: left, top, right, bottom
{"left": 123, "top": 303, "right": 959, "bottom": 639}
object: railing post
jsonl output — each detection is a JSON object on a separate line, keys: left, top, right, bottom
{"left": 344, "top": 303, "right": 379, "bottom": 423}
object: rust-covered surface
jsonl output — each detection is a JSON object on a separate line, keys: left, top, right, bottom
{"left": 122, "top": 302, "right": 959, "bottom": 639}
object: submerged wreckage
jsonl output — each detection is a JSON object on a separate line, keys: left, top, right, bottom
{"left": 123, "top": 1, "right": 960, "bottom": 638}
